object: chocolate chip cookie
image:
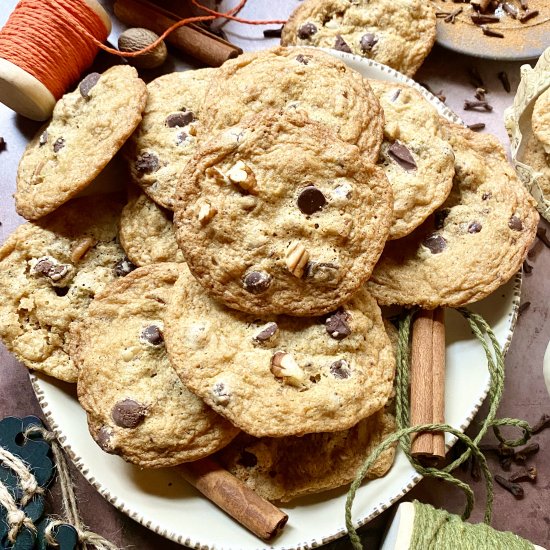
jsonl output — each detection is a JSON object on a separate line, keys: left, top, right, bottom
{"left": 216, "top": 408, "right": 395, "bottom": 502}
{"left": 532, "top": 87, "right": 550, "bottom": 154}
{"left": 521, "top": 131, "right": 550, "bottom": 200}
{"left": 281, "top": 0, "right": 437, "bottom": 77}
{"left": 173, "top": 109, "right": 393, "bottom": 317}
{"left": 201, "top": 46, "right": 384, "bottom": 163}
{"left": 164, "top": 267, "right": 395, "bottom": 437}
{"left": 369, "top": 81, "right": 455, "bottom": 240}
{"left": 16, "top": 67, "right": 147, "bottom": 220}
{"left": 72, "top": 263, "right": 239, "bottom": 467}
{"left": 367, "top": 123, "right": 539, "bottom": 308}
{"left": 119, "top": 185, "right": 184, "bottom": 267}
{"left": 126, "top": 69, "right": 216, "bottom": 210}
{"left": 0, "top": 194, "right": 128, "bottom": 382}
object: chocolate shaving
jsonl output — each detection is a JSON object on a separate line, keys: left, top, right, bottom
{"left": 518, "top": 301, "right": 531, "bottom": 315}
{"left": 519, "top": 9, "right": 538, "bottom": 22}
{"left": 498, "top": 71, "right": 511, "bottom": 92}
{"left": 388, "top": 142, "right": 417, "bottom": 171}
{"left": 531, "top": 414, "right": 550, "bottom": 434}
{"left": 263, "top": 26, "right": 283, "bottom": 38}
{"left": 481, "top": 25, "right": 504, "bottom": 37}
{"left": 495, "top": 475, "right": 524, "bottom": 498}
{"left": 536, "top": 227, "right": 550, "bottom": 248}
{"left": 467, "top": 122, "right": 486, "bottom": 131}
{"left": 464, "top": 100, "right": 493, "bottom": 111}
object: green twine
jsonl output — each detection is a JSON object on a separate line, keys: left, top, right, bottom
{"left": 345, "top": 307, "right": 533, "bottom": 550}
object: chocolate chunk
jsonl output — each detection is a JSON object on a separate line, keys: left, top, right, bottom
{"left": 176, "top": 132, "right": 189, "bottom": 145}
{"left": 297, "top": 186, "right": 327, "bottom": 215}
{"left": 53, "top": 138, "right": 65, "bottom": 153}
{"left": 388, "top": 142, "right": 416, "bottom": 171}
{"left": 360, "top": 33, "right": 378, "bottom": 52}
{"left": 253, "top": 322, "right": 278, "bottom": 342}
{"left": 33, "top": 258, "right": 70, "bottom": 281}
{"left": 33, "top": 258, "right": 54, "bottom": 276}
{"left": 422, "top": 233, "right": 447, "bottom": 254}
{"left": 79, "top": 72, "right": 101, "bottom": 99}
{"left": 330, "top": 359, "right": 351, "bottom": 379}
{"left": 325, "top": 310, "right": 351, "bottom": 340}
{"left": 238, "top": 450, "right": 258, "bottom": 468}
{"left": 243, "top": 270, "right": 272, "bottom": 294}
{"left": 165, "top": 111, "right": 195, "bottom": 128}
{"left": 468, "top": 221, "right": 482, "bottom": 233}
{"left": 482, "top": 192, "right": 492, "bottom": 200}
{"left": 434, "top": 209, "right": 450, "bottom": 230}
{"left": 96, "top": 426, "right": 113, "bottom": 451}
{"left": 298, "top": 22, "right": 317, "bottom": 39}
{"left": 114, "top": 258, "right": 137, "bottom": 277}
{"left": 111, "top": 399, "right": 146, "bottom": 428}
{"left": 334, "top": 35, "right": 352, "bottom": 53}
{"left": 305, "top": 261, "right": 339, "bottom": 284}
{"left": 141, "top": 325, "right": 164, "bottom": 346}
{"left": 295, "top": 54, "right": 310, "bottom": 65}
{"left": 135, "top": 152, "right": 160, "bottom": 174}
{"left": 39, "top": 131, "right": 48, "bottom": 147}
{"left": 508, "top": 215, "right": 523, "bottom": 231}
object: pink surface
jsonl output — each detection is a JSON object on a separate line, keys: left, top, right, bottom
{"left": 0, "top": 1, "right": 549, "bottom": 548}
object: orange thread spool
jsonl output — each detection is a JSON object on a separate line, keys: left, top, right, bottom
{"left": 0, "top": 0, "right": 110, "bottom": 120}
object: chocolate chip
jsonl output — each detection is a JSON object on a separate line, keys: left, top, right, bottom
{"left": 468, "top": 221, "right": 482, "bottom": 233}
{"left": 49, "top": 264, "right": 70, "bottom": 281}
{"left": 297, "top": 186, "right": 327, "bottom": 215}
{"left": 330, "top": 359, "right": 351, "bottom": 379}
{"left": 305, "top": 261, "right": 339, "bottom": 284}
{"left": 295, "top": 54, "right": 310, "bottom": 65}
{"left": 508, "top": 215, "right": 523, "bottom": 231}
{"left": 212, "top": 382, "right": 231, "bottom": 405}
{"left": 176, "top": 132, "right": 188, "bottom": 144}
{"left": 388, "top": 142, "right": 417, "bottom": 171}
{"left": 238, "top": 450, "right": 258, "bottom": 468}
{"left": 135, "top": 152, "right": 160, "bottom": 174}
{"left": 298, "top": 22, "right": 317, "bottom": 39}
{"left": 111, "top": 399, "right": 146, "bottom": 428}
{"left": 79, "top": 72, "right": 101, "bottom": 99}
{"left": 360, "top": 33, "right": 378, "bottom": 52}
{"left": 482, "top": 192, "right": 492, "bottom": 200}
{"left": 141, "top": 325, "right": 164, "bottom": 346}
{"left": 326, "top": 310, "right": 351, "bottom": 340}
{"left": 114, "top": 258, "right": 136, "bottom": 277}
{"left": 165, "top": 111, "right": 195, "bottom": 128}
{"left": 53, "top": 138, "right": 65, "bottom": 153}
{"left": 96, "top": 426, "right": 113, "bottom": 451}
{"left": 434, "top": 209, "right": 450, "bottom": 230}
{"left": 422, "top": 234, "right": 447, "bottom": 254}
{"left": 33, "top": 258, "right": 71, "bottom": 281}
{"left": 253, "top": 322, "right": 278, "bottom": 343}
{"left": 390, "top": 89, "right": 401, "bottom": 102}
{"left": 39, "top": 131, "right": 48, "bottom": 147}
{"left": 243, "top": 271, "right": 272, "bottom": 294}
{"left": 33, "top": 258, "right": 54, "bottom": 276}
{"left": 334, "top": 34, "right": 352, "bottom": 53}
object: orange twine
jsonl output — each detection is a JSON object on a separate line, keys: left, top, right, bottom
{"left": 0, "top": 0, "right": 286, "bottom": 100}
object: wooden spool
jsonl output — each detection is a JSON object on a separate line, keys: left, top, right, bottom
{"left": 0, "top": 0, "right": 111, "bottom": 121}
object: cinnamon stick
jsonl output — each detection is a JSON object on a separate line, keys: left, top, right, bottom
{"left": 113, "top": 0, "right": 242, "bottom": 67}
{"left": 410, "top": 308, "right": 446, "bottom": 462}
{"left": 177, "top": 458, "right": 288, "bottom": 540}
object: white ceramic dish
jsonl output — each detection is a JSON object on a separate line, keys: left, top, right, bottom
{"left": 30, "top": 52, "right": 522, "bottom": 550}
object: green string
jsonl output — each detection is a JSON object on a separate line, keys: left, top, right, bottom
{"left": 345, "top": 307, "right": 532, "bottom": 550}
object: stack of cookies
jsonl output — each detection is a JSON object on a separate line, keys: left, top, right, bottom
{"left": 0, "top": 45, "right": 539, "bottom": 505}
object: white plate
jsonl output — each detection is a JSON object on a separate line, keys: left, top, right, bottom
{"left": 30, "top": 53, "right": 522, "bottom": 550}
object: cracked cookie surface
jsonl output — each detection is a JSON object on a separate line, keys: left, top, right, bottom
{"left": 164, "top": 267, "right": 395, "bottom": 438}
{"left": 72, "top": 263, "right": 238, "bottom": 467}
{"left": 0, "top": 194, "right": 127, "bottom": 382}
{"left": 126, "top": 69, "right": 216, "bottom": 210}
{"left": 281, "top": 0, "right": 436, "bottom": 77}
{"left": 16, "top": 66, "right": 147, "bottom": 220}
{"left": 201, "top": 46, "right": 383, "bottom": 163}
{"left": 367, "top": 123, "right": 539, "bottom": 308}
{"left": 173, "top": 109, "right": 392, "bottom": 317}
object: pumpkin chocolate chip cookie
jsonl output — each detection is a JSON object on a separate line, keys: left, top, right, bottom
{"left": 281, "top": 0, "right": 437, "bottom": 77}
{"left": 367, "top": 123, "right": 539, "bottom": 308}
{"left": 126, "top": 69, "right": 216, "bottom": 210}
{"left": 201, "top": 46, "right": 384, "bottom": 163}
{"left": 72, "top": 263, "right": 239, "bottom": 467}
{"left": 164, "top": 267, "right": 395, "bottom": 438}
{"left": 173, "top": 109, "right": 393, "bottom": 316}
{"left": 0, "top": 194, "right": 127, "bottom": 382}
{"left": 16, "top": 66, "right": 147, "bottom": 220}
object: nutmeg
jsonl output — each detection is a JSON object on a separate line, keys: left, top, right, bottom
{"left": 118, "top": 28, "right": 168, "bottom": 69}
